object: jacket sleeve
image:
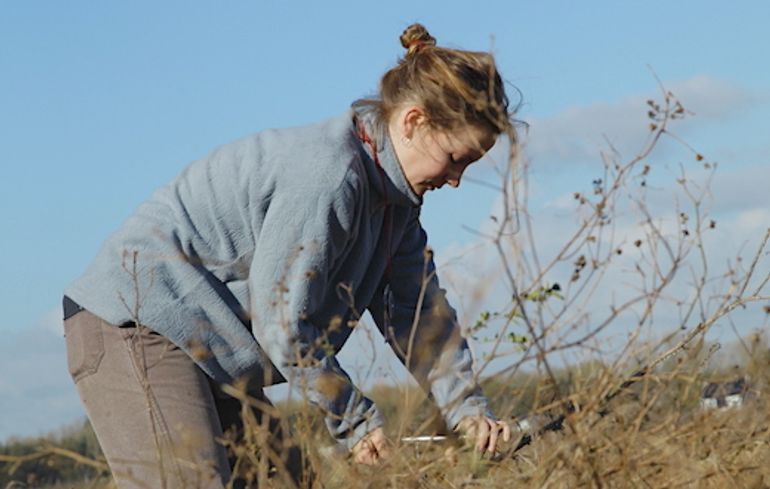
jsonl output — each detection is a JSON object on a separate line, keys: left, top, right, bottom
{"left": 249, "top": 173, "right": 382, "bottom": 450}
{"left": 369, "top": 210, "right": 493, "bottom": 430}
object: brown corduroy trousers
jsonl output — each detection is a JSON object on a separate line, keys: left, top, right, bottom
{"left": 64, "top": 309, "right": 307, "bottom": 489}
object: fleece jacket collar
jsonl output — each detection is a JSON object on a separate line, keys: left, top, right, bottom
{"left": 353, "top": 108, "right": 422, "bottom": 208}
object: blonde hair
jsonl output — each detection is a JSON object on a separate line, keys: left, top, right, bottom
{"left": 355, "top": 23, "right": 518, "bottom": 142}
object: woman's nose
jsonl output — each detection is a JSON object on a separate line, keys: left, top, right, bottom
{"left": 446, "top": 167, "right": 463, "bottom": 188}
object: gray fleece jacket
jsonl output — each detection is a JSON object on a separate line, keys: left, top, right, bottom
{"left": 65, "top": 108, "right": 492, "bottom": 448}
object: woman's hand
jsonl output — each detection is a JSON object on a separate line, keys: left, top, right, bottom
{"left": 351, "top": 427, "right": 391, "bottom": 465}
{"left": 455, "top": 416, "right": 511, "bottom": 454}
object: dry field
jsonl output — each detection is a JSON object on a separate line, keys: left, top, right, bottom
{"left": 5, "top": 351, "right": 770, "bottom": 488}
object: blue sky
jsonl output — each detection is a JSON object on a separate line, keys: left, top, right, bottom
{"left": 1, "top": 1, "right": 768, "bottom": 440}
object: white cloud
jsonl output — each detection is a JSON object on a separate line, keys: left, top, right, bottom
{"left": 523, "top": 75, "right": 755, "bottom": 165}
{"left": 0, "top": 307, "right": 85, "bottom": 441}
{"left": 735, "top": 208, "right": 770, "bottom": 235}
{"left": 672, "top": 75, "right": 756, "bottom": 118}
{"left": 709, "top": 163, "right": 770, "bottom": 217}
{"left": 36, "top": 306, "right": 64, "bottom": 335}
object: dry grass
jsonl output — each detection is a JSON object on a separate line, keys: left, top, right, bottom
{"left": 7, "top": 364, "right": 770, "bottom": 489}
{"left": 298, "top": 360, "right": 770, "bottom": 488}
{"left": 251, "top": 356, "right": 770, "bottom": 488}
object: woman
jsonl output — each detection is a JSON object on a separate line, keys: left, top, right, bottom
{"left": 63, "top": 23, "right": 517, "bottom": 488}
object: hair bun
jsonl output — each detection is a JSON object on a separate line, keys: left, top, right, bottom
{"left": 400, "top": 23, "right": 437, "bottom": 56}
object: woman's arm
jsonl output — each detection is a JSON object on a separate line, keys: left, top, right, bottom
{"left": 248, "top": 174, "right": 383, "bottom": 451}
{"left": 370, "top": 211, "right": 493, "bottom": 430}
{"left": 369, "top": 211, "right": 511, "bottom": 453}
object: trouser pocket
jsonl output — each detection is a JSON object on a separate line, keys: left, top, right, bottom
{"left": 64, "top": 310, "right": 106, "bottom": 383}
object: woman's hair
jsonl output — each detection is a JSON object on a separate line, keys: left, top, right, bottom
{"left": 355, "top": 23, "right": 519, "bottom": 143}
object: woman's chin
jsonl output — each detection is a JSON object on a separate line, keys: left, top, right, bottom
{"left": 415, "top": 181, "right": 442, "bottom": 196}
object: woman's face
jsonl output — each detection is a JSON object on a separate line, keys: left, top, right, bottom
{"left": 390, "top": 107, "right": 497, "bottom": 196}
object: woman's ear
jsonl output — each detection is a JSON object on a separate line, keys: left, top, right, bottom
{"left": 400, "top": 105, "right": 427, "bottom": 140}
